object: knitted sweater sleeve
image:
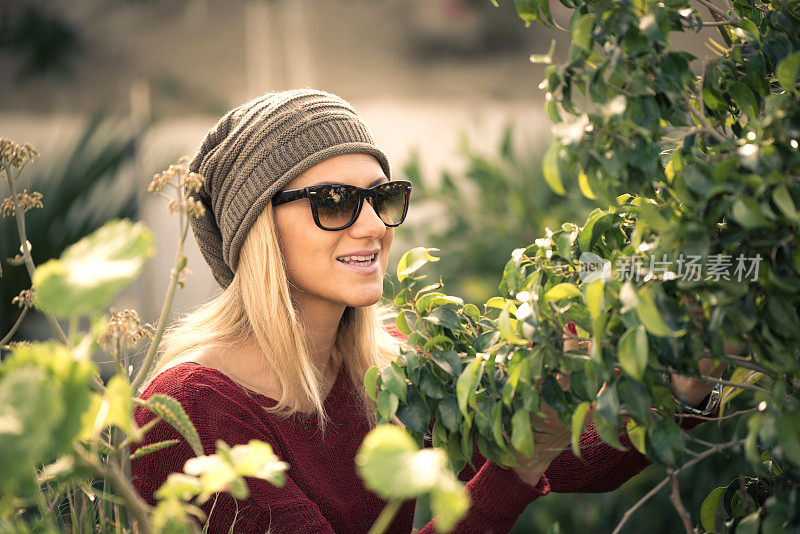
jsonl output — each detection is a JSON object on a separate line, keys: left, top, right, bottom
{"left": 130, "top": 376, "right": 337, "bottom": 533}
{"left": 544, "top": 413, "right": 708, "bottom": 493}
{"left": 415, "top": 459, "right": 550, "bottom": 534}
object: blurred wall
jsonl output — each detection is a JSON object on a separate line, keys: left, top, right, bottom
{"left": 1, "top": 0, "right": 719, "bottom": 331}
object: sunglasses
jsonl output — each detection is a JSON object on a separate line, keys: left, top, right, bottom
{"left": 272, "top": 180, "right": 412, "bottom": 231}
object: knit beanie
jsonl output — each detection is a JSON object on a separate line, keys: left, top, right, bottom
{"left": 187, "top": 88, "right": 392, "bottom": 289}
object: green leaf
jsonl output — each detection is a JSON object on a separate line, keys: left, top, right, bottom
{"left": 584, "top": 279, "right": 605, "bottom": 321}
{"left": 130, "top": 439, "right": 181, "bottom": 460}
{"left": 731, "top": 198, "right": 770, "bottom": 229}
{"left": 456, "top": 358, "right": 484, "bottom": 416}
{"left": 438, "top": 397, "right": 461, "bottom": 433}
{"left": 155, "top": 473, "right": 203, "bottom": 501}
{"left": 364, "top": 366, "right": 379, "bottom": 402}
{"left": 138, "top": 394, "right": 203, "bottom": 456}
{"left": 6, "top": 341, "right": 95, "bottom": 456}
{"left": 105, "top": 375, "right": 136, "bottom": 438}
{"left": 514, "top": 0, "right": 556, "bottom": 28}
{"left": 430, "top": 481, "right": 471, "bottom": 533}
{"left": 0, "top": 367, "right": 62, "bottom": 494}
{"left": 463, "top": 303, "right": 481, "bottom": 321}
{"left": 732, "top": 81, "right": 759, "bottom": 121}
{"left": 649, "top": 419, "right": 685, "bottom": 466}
{"left": 578, "top": 171, "right": 596, "bottom": 200}
{"left": 396, "top": 311, "right": 413, "bottom": 335}
{"left": 618, "top": 325, "right": 649, "bottom": 381}
{"left": 544, "top": 283, "right": 582, "bottom": 303}
{"left": 635, "top": 287, "right": 672, "bottom": 337}
{"left": 571, "top": 13, "right": 595, "bottom": 53}
{"left": 772, "top": 184, "right": 799, "bottom": 221}
{"left": 736, "top": 512, "right": 760, "bottom": 534}
{"left": 776, "top": 50, "right": 800, "bottom": 93}
{"left": 700, "top": 486, "right": 725, "bottom": 533}
{"left": 430, "top": 350, "right": 463, "bottom": 377}
{"left": 511, "top": 409, "right": 534, "bottom": 459}
{"left": 32, "top": 219, "right": 155, "bottom": 318}
{"left": 380, "top": 363, "right": 407, "bottom": 403}
{"left": 423, "top": 335, "right": 455, "bottom": 352}
{"left": 626, "top": 419, "right": 646, "bottom": 455}
{"left": 592, "top": 412, "right": 626, "bottom": 451}
{"left": 425, "top": 307, "right": 462, "bottom": 331}
{"left": 397, "top": 247, "right": 440, "bottom": 282}
{"left": 777, "top": 415, "right": 800, "bottom": 466}
{"left": 498, "top": 303, "right": 527, "bottom": 344}
{"left": 377, "top": 390, "right": 399, "bottom": 421}
{"left": 396, "top": 387, "right": 430, "bottom": 434}
{"left": 356, "top": 424, "right": 466, "bottom": 502}
{"left": 571, "top": 401, "right": 591, "bottom": 457}
{"left": 543, "top": 143, "right": 566, "bottom": 195}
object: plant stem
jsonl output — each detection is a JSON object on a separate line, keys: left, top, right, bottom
{"left": 700, "top": 375, "right": 771, "bottom": 394}
{"left": 73, "top": 443, "right": 152, "bottom": 534}
{"left": 3, "top": 164, "right": 68, "bottom": 345}
{"left": 130, "top": 205, "right": 189, "bottom": 394}
{"left": 0, "top": 305, "right": 29, "bottom": 345}
{"left": 368, "top": 498, "right": 404, "bottom": 534}
{"left": 611, "top": 439, "right": 743, "bottom": 534}
{"left": 32, "top": 466, "right": 58, "bottom": 531}
{"left": 686, "top": 102, "right": 727, "bottom": 143}
{"left": 693, "top": 0, "right": 728, "bottom": 17}
{"left": 668, "top": 469, "right": 693, "bottom": 534}
{"left": 701, "top": 19, "right": 738, "bottom": 26}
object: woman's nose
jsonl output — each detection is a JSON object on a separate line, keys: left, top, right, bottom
{"left": 349, "top": 198, "right": 386, "bottom": 237}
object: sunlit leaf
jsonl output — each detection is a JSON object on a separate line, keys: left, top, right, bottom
{"left": 32, "top": 219, "right": 155, "bottom": 318}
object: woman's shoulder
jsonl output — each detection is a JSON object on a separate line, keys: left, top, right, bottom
{"left": 139, "top": 355, "right": 249, "bottom": 407}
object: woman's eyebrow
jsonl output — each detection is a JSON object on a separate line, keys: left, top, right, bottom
{"left": 314, "top": 176, "right": 388, "bottom": 187}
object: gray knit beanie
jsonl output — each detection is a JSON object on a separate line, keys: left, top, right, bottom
{"left": 187, "top": 88, "right": 392, "bottom": 289}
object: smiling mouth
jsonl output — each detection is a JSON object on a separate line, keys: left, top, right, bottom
{"left": 337, "top": 253, "right": 378, "bottom": 266}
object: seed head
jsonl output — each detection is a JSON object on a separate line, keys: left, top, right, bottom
{"left": 98, "top": 308, "right": 155, "bottom": 353}
{"left": 1, "top": 189, "right": 44, "bottom": 217}
{"left": 12, "top": 289, "right": 34, "bottom": 308}
{"left": 0, "top": 138, "right": 40, "bottom": 170}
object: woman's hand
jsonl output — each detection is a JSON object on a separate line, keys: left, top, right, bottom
{"left": 509, "top": 323, "right": 593, "bottom": 487}
{"left": 669, "top": 340, "right": 739, "bottom": 407}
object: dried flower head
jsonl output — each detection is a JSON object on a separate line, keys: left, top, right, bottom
{"left": 0, "top": 138, "right": 40, "bottom": 170}
{"left": 1, "top": 189, "right": 43, "bottom": 217}
{"left": 12, "top": 289, "right": 34, "bottom": 308}
{"left": 98, "top": 308, "right": 155, "bottom": 354}
{"left": 148, "top": 165, "right": 180, "bottom": 193}
{"left": 167, "top": 198, "right": 206, "bottom": 218}
{"left": 181, "top": 171, "right": 204, "bottom": 195}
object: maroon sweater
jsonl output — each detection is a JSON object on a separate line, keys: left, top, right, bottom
{"left": 130, "top": 356, "right": 704, "bottom": 533}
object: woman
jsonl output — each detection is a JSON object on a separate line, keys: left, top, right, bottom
{"left": 130, "top": 89, "right": 720, "bottom": 533}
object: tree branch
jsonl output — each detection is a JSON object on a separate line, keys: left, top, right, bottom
{"left": 668, "top": 469, "right": 693, "bottom": 534}
{"left": 611, "top": 439, "right": 744, "bottom": 534}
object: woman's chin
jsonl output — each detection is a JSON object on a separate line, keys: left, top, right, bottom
{"left": 344, "top": 291, "right": 384, "bottom": 308}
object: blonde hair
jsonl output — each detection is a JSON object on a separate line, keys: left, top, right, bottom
{"left": 142, "top": 201, "right": 404, "bottom": 430}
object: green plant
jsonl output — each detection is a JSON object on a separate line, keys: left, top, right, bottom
{"left": 375, "top": 0, "right": 800, "bottom": 531}
{"left": 397, "top": 123, "right": 594, "bottom": 306}
{"left": 0, "top": 139, "right": 469, "bottom": 533}
{"left": 0, "top": 113, "right": 150, "bottom": 342}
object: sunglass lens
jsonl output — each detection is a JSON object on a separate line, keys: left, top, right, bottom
{"left": 315, "top": 185, "right": 360, "bottom": 229}
{"left": 373, "top": 183, "right": 408, "bottom": 226}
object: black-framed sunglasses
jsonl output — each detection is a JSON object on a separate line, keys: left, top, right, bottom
{"left": 272, "top": 180, "right": 412, "bottom": 231}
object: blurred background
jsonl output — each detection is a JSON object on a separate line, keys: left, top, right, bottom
{"left": 0, "top": 0, "right": 732, "bottom": 532}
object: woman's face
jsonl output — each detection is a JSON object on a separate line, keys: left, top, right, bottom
{"left": 273, "top": 153, "right": 394, "bottom": 314}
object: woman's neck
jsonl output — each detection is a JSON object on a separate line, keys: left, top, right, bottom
{"left": 292, "top": 294, "right": 347, "bottom": 375}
